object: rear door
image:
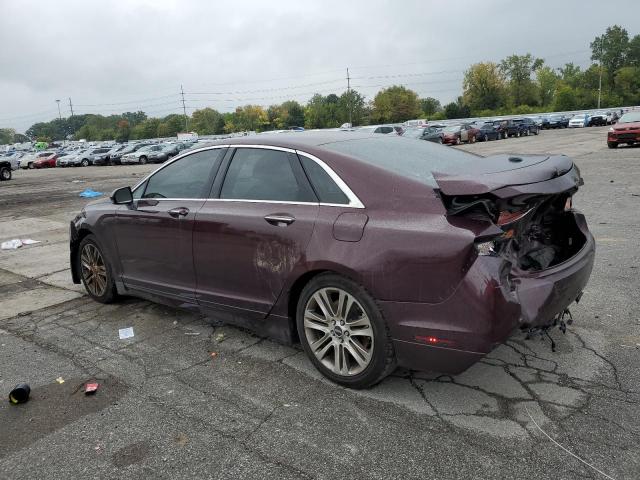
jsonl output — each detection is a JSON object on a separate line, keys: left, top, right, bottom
{"left": 113, "top": 148, "right": 225, "bottom": 301}
{"left": 193, "top": 146, "right": 319, "bottom": 317}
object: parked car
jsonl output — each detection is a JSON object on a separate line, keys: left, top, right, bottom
{"left": 20, "top": 151, "right": 54, "bottom": 169}
{"left": 0, "top": 159, "right": 12, "bottom": 181}
{"left": 160, "top": 143, "right": 182, "bottom": 158}
{"left": 120, "top": 144, "right": 168, "bottom": 165}
{"left": 513, "top": 118, "right": 540, "bottom": 135}
{"left": 606, "top": 111, "right": 619, "bottom": 125}
{"left": 474, "top": 123, "right": 502, "bottom": 141}
{"left": 109, "top": 143, "right": 151, "bottom": 165}
{"left": 1, "top": 151, "right": 23, "bottom": 171}
{"left": 588, "top": 112, "right": 608, "bottom": 126}
{"left": 58, "top": 150, "right": 93, "bottom": 167}
{"left": 607, "top": 111, "right": 640, "bottom": 148}
{"left": 357, "top": 125, "right": 400, "bottom": 135}
{"left": 546, "top": 114, "right": 569, "bottom": 129}
{"left": 442, "top": 124, "right": 477, "bottom": 144}
{"left": 402, "top": 126, "right": 444, "bottom": 143}
{"left": 104, "top": 145, "right": 128, "bottom": 165}
{"left": 493, "top": 119, "right": 525, "bottom": 138}
{"left": 84, "top": 147, "right": 113, "bottom": 166}
{"left": 70, "top": 132, "right": 595, "bottom": 388}
{"left": 569, "top": 114, "right": 590, "bottom": 128}
{"left": 33, "top": 152, "right": 59, "bottom": 168}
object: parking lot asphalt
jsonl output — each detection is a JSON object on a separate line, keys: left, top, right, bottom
{"left": 1, "top": 126, "right": 638, "bottom": 479}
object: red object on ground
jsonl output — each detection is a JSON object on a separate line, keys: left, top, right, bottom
{"left": 85, "top": 382, "right": 99, "bottom": 394}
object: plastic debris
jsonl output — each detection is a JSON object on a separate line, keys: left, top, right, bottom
{"left": 214, "top": 333, "right": 225, "bottom": 342}
{"left": 210, "top": 352, "right": 218, "bottom": 358}
{"left": 9, "top": 383, "right": 31, "bottom": 404}
{"left": 184, "top": 332, "right": 201, "bottom": 336}
{"left": 84, "top": 382, "right": 99, "bottom": 395}
{"left": 56, "top": 377, "right": 65, "bottom": 384}
{"left": 79, "top": 188, "right": 103, "bottom": 198}
{"left": 1, "top": 239, "right": 40, "bottom": 250}
{"left": 71, "top": 179, "right": 84, "bottom": 183}
{"left": 118, "top": 327, "right": 135, "bottom": 339}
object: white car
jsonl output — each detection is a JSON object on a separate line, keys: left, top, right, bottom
{"left": 568, "top": 114, "right": 589, "bottom": 128}
{"left": 20, "top": 151, "right": 54, "bottom": 169}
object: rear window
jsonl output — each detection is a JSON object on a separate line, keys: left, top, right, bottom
{"left": 321, "top": 136, "right": 476, "bottom": 187}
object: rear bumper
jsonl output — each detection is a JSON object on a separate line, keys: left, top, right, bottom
{"left": 382, "top": 214, "right": 595, "bottom": 374}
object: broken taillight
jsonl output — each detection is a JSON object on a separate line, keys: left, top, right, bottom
{"left": 497, "top": 208, "right": 532, "bottom": 226}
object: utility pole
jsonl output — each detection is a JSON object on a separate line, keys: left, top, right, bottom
{"left": 597, "top": 63, "right": 602, "bottom": 109}
{"left": 68, "top": 97, "right": 74, "bottom": 117}
{"left": 346, "top": 67, "right": 352, "bottom": 127}
{"left": 55, "top": 99, "right": 62, "bottom": 120}
{"left": 181, "top": 85, "right": 188, "bottom": 131}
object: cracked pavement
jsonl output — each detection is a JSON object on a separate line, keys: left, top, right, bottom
{"left": 1, "top": 127, "right": 639, "bottom": 479}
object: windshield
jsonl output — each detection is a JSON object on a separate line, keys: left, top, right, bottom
{"left": 321, "top": 135, "right": 476, "bottom": 187}
{"left": 619, "top": 112, "right": 640, "bottom": 123}
{"left": 573, "top": 115, "right": 587, "bottom": 120}
{"left": 401, "top": 128, "right": 424, "bottom": 139}
{"left": 443, "top": 126, "right": 460, "bottom": 133}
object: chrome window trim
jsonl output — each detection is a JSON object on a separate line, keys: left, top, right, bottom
{"left": 131, "top": 143, "right": 365, "bottom": 209}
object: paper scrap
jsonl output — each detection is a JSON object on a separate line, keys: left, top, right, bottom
{"left": 56, "top": 377, "right": 65, "bottom": 384}
{"left": 118, "top": 327, "right": 135, "bottom": 339}
{"left": 1, "top": 239, "right": 40, "bottom": 250}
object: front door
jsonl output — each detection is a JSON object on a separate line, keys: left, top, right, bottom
{"left": 193, "top": 147, "right": 319, "bottom": 317}
{"left": 113, "top": 148, "right": 225, "bottom": 301}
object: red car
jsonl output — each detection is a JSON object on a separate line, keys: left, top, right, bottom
{"left": 33, "top": 152, "right": 59, "bottom": 168}
{"left": 607, "top": 111, "right": 640, "bottom": 148}
{"left": 70, "top": 133, "right": 594, "bottom": 388}
{"left": 441, "top": 124, "right": 478, "bottom": 145}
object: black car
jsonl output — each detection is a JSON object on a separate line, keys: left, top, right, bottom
{"left": 546, "top": 114, "right": 569, "bottom": 129}
{"left": 513, "top": 118, "right": 540, "bottom": 136}
{"left": 474, "top": 123, "right": 502, "bottom": 141}
{"left": 401, "top": 126, "right": 443, "bottom": 143}
{"left": 588, "top": 113, "right": 607, "bottom": 127}
{"left": 492, "top": 119, "right": 524, "bottom": 138}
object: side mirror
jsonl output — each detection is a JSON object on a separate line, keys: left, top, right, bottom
{"left": 111, "top": 186, "right": 133, "bottom": 205}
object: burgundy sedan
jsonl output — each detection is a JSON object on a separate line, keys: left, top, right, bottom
{"left": 607, "top": 111, "right": 640, "bottom": 148}
{"left": 70, "top": 133, "right": 595, "bottom": 388}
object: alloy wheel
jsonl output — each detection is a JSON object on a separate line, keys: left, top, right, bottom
{"left": 80, "top": 243, "right": 108, "bottom": 297}
{"left": 303, "top": 287, "right": 374, "bottom": 376}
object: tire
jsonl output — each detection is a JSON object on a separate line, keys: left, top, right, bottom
{"left": 534, "top": 127, "right": 539, "bottom": 135}
{"left": 607, "top": 142, "right": 618, "bottom": 149}
{"left": 0, "top": 166, "right": 11, "bottom": 181}
{"left": 139, "top": 156, "right": 147, "bottom": 165}
{"left": 77, "top": 234, "right": 118, "bottom": 303}
{"left": 503, "top": 131, "right": 508, "bottom": 139}
{"left": 525, "top": 129, "right": 530, "bottom": 136}
{"left": 81, "top": 158, "right": 89, "bottom": 167}
{"left": 470, "top": 135, "right": 476, "bottom": 144}
{"left": 437, "top": 137, "right": 443, "bottom": 144}
{"left": 296, "top": 273, "right": 396, "bottom": 389}
{"left": 455, "top": 136, "right": 461, "bottom": 145}
{"left": 28, "top": 162, "right": 34, "bottom": 169}
{"left": 483, "top": 134, "right": 488, "bottom": 142}
{"left": 516, "top": 130, "right": 521, "bottom": 138}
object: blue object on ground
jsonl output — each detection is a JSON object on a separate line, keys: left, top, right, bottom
{"left": 79, "top": 188, "right": 103, "bottom": 198}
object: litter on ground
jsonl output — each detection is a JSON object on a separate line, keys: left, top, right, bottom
{"left": 79, "top": 188, "right": 103, "bottom": 198}
{"left": 56, "top": 377, "right": 65, "bottom": 384}
{"left": 118, "top": 327, "right": 135, "bottom": 339}
{"left": 1, "top": 239, "right": 40, "bottom": 250}
{"left": 84, "top": 382, "right": 99, "bottom": 395}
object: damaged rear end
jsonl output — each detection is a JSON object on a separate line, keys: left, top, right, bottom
{"left": 435, "top": 153, "right": 595, "bottom": 337}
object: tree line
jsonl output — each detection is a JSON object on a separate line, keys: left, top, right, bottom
{"left": 2, "top": 25, "right": 639, "bottom": 144}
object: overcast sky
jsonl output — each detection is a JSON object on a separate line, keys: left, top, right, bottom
{"left": 1, "top": 0, "right": 639, "bottom": 132}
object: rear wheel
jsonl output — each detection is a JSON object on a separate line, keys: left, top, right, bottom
{"left": 28, "top": 162, "right": 34, "bottom": 169}
{"left": 0, "top": 166, "right": 11, "bottom": 181}
{"left": 296, "top": 274, "right": 396, "bottom": 389}
{"left": 470, "top": 135, "right": 476, "bottom": 144}
{"left": 78, "top": 235, "right": 118, "bottom": 303}
{"left": 81, "top": 158, "right": 89, "bottom": 167}
{"left": 455, "top": 136, "right": 461, "bottom": 145}
{"left": 139, "top": 156, "right": 147, "bottom": 165}
{"left": 483, "top": 134, "right": 488, "bottom": 142}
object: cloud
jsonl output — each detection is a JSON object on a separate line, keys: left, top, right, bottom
{"left": 1, "top": 0, "right": 638, "bottom": 131}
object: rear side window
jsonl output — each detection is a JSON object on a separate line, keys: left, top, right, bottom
{"left": 299, "top": 155, "right": 349, "bottom": 205}
{"left": 220, "top": 148, "right": 315, "bottom": 202}
{"left": 142, "top": 149, "right": 223, "bottom": 199}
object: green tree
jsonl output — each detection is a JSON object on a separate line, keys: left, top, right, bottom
{"left": 591, "top": 25, "right": 630, "bottom": 87}
{"left": 615, "top": 66, "right": 640, "bottom": 104}
{"left": 0, "top": 128, "right": 16, "bottom": 145}
{"left": 443, "top": 97, "right": 471, "bottom": 119}
{"left": 370, "top": 85, "right": 422, "bottom": 123}
{"left": 419, "top": 97, "right": 441, "bottom": 117}
{"left": 557, "top": 63, "right": 582, "bottom": 88}
{"left": 554, "top": 84, "right": 577, "bottom": 111}
{"left": 536, "top": 66, "right": 559, "bottom": 106}
{"left": 191, "top": 108, "right": 225, "bottom": 135}
{"left": 500, "top": 54, "right": 544, "bottom": 106}
{"left": 628, "top": 35, "right": 640, "bottom": 67}
{"left": 115, "top": 120, "right": 130, "bottom": 142}
{"left": 337, "top": 90, "right": 367, "bottom": 126}
{"left": 462, "top": 62, "right": 505, "bottom": 112}
{"left": 233, "top": 105, "right": 269, "bottom": 132}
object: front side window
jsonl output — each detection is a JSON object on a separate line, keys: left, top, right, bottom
{"left": 142, "top": 149, "right": 223, "bottom": 199}
{"left": 220, "top": 148, "right": 315, "bottom": 202}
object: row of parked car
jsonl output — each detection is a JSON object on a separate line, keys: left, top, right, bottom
{"left": 2, "top": 140, "right": 196, "bottom": 173}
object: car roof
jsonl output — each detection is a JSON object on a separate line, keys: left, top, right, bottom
{"left": 208, "top": 131, "right": 389, "bottom": 150}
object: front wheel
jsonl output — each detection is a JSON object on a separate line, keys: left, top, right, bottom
{"left": 297, "top": 274, "right": 396, "bottom": 389}
{"left": 455, "top": 136, "right": 461, "bottom": 145}
{"left": 0, "top": 166, "right": 11, "bottom": 181}
{"left": 78, "top": 235, "right": 118, "bottom": 303}
{"left": 81, "top": 159, "right": 89, "bottom": 167}
{"left": 139, "top": 156, "right": 147, "bottom": 165}
{"left": 483, "top": 134, "right": 488, "bottom": 142}
{"left": 607, "top": 142, "right": 618, "bottom": 149}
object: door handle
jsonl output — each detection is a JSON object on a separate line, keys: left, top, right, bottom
{"left": 264, "top": 214, "right": 295, "bottom": 226}
{"left": 168, "top": 207, "right": 190, "bottom": 218}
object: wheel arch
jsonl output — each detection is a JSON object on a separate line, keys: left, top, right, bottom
{"left": 70, "top": 225, "right": 95, "bottom": 283}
